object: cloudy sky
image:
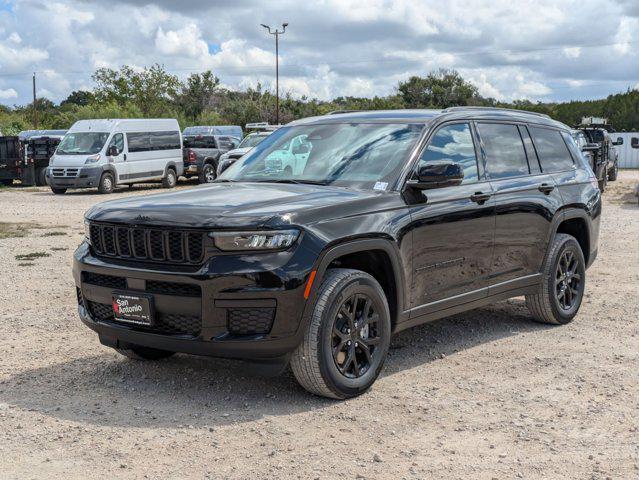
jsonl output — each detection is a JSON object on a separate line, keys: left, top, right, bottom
{"left": 0, "top": 0, "right": 638, "bottom": 106}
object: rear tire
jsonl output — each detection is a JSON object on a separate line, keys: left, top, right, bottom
{"left": 35, "top": 167, "right": 47, "bottom": 186}
{"left": 608, "top": 163, "right": 618, "bottom": 181}
{"left": 290, "top": 268, "right": 391, "bottom": 399}
{"left": 162, "top": 168, "right": 177, "bottom": 188}
{"left": 598, "top": 174, "right": 607, "bottom": 192}
{"left": 50, "top": 187, "right": 67, "bottom": 195}
{"left": 525, "top": 233, "right": 586, "bottom": 325}
{"left": 98, "top": 172, "right": 115, "bottom": 194}
{"left": 115, "top": 345, "right": 175, "bottom": 361}
{"left": 198, "top": 163, "right": 216, "bottom": 184}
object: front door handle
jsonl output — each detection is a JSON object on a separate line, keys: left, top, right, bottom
{"left": 123, "top": 154, "right": 127, "bottom": 161}
{"left": 470, "top": 192, "right": 491, "bottom": 204}
{"left": 538, "top": 183, "right": 555, "bottom": 194}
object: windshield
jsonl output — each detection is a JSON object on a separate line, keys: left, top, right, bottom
{"left": 219, "top": 123, "right": 424, "bottom": 188}
{"left": 238, "top": 134, "right": 268, "bottom": 149}
{"left": 57, "top": 132, "right": 109, "bottom": 155}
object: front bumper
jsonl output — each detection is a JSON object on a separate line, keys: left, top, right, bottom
{"left": 47, "top": 166, "right": 103, "bottom": 189}
{"left": 73, "top": 242, "right": 318, "bottom": 360}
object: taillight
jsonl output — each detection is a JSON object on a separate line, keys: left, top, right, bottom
{"left": 187, "top": 150, "right": 196, "bottom": 163}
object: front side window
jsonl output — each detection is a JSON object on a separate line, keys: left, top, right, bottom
{"left": 108, "top": 133, "right": 124, "bottom": 153}
{"left": 238, "top": 134, "right": 268, "bottom": 149}
{"left": 56, "top": 132, "right": 109, "bottom": 155}
{"left": 418, "top": 123, "right": 478, "bottom": 184}
{"left": 529, "top": 127, "right": 575, "bottom": 173}
{"left": 221, "top": 123, "right": 424, "bottom": 188}
{"left": 477, "top": 123, "right": 529, "bottom": 179}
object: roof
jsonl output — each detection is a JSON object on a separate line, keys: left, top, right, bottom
{"left": 289, "top": 107, "right": 569, "bottom": 130}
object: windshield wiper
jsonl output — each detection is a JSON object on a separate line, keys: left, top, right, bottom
{"left": 252, "top": 179, "right": 328, "bottom": 186}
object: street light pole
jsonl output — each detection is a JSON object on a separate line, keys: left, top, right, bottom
{"left": 261, "top": 23, "right": 288, "bottom": 125}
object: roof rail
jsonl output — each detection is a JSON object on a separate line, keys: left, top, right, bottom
{"left": 245, "top": 122, "right": 282, "bottom": 131}
{"left": 327, "top": 110, "right": 360, "bottom": 115}
{"left": 442, "top": 106, "right": 551, "bottom": 119}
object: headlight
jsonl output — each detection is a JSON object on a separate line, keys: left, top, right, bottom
{"left": 210, "top": 230, "right": 299, "bottom": 251}
{"left": 84, "top": 220, "right": 91, "bottom": 244}
{"left": 85, "top": 154, "right": 101, "bottom": 164}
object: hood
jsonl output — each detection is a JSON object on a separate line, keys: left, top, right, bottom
{"left": 85, "top": 182, "right": 386, "bottom": 229}
{"left": 50, "top": 154, "right": 96, "bottom": 167}
{"left": 224, "top": 147, "right": 251, "bottom": 158}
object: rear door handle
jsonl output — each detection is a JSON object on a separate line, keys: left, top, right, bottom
{"left": 470, "top": 192, "right": 491, "bottom": 204}
{"left": 538, "top": 183, "right": 555, "bottom": 194}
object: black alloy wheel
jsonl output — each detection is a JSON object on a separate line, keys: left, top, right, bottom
{"left": 555, "top": 249, "right": 582, "bottom": 311}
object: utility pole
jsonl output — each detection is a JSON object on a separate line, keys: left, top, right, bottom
{"left": 32, "top": 72, "right": 38, "bottom": 129}
{"left": 260, "top": 23, "right": 288, "bottom": 125}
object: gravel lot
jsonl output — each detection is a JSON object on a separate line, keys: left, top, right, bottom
{"left": 1, "top": 172, "right": 638, "bottom": 479}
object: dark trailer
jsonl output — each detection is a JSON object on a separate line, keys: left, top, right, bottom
{"left": 18, "top": 130, "right": 67, "bottom": 186}
{"left": 0, "top": 136, "right": 22, "bottom": 186}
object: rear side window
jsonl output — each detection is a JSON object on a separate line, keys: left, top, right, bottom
{"left": 529, "top": 127, "right": 574, "bottom": 173}
{"left": 183, "top": 135, "right": 216, "bottom": 148}
{"left": 477, "top": 123, "right": 529, "bottom": 179}
{"left": 418, "top": 123, "right": 479, "bottom": 184}
{"left": 127, "top": 131, "right": 181, "bottom": 152}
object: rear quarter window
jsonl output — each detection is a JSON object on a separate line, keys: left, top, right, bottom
{"left": 529, "top": 127, "right": 574, "bottom": 173}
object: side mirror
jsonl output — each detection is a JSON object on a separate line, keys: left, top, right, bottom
{"left": 632, "top": 137, "right": 639, "bottom": 149}
{"left": 613, "top": 137, "right": 623, "bottom": 146}
{"left": 107, "top": 145, "right": 119, "bottom": 156}
{"left": 407, "top": 161, "right": 464, "bottom": 190}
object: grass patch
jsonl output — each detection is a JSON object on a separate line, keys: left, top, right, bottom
{"left": 0, "top": 222, "right": 33, "bottom": 240}
{"left": 15, "top": 251, "right": 51, "bottom": 261}
{"left": 18, "top": 263, "right": 35, "bottom": 267}
{"left": 42, "top": 231, "right": 67, "bottom": 237}
{"left": 50, "top": 247, "right": 69, "bottom": 251}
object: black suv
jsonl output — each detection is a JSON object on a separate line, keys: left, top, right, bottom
{"left": 74, "top": 108, "right": 601, "bottom": 399}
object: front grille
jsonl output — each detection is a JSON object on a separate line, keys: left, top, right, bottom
{"left": 227, "top": 308, "right": 275, "bottom": 335}
{"left": 89, "top": 223, "right": 205, "bottom": 265}
{"left": 76, "top": 287, "right": 84, "bottom": 306}
{"left": 51, "top": 168, "right": 79, "bottom": 178}
{"left": 82, "top": 272, "right": 127, "bottom": 289}
{"left": 146, "top": 280, "right": 201, "bottom": 297}
{"left": 87, "top": 300, "right": 201, "bottom": 337}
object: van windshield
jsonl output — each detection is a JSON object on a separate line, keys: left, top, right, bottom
{"left": 57, "top": 132, "right": 109, "bottom": 155}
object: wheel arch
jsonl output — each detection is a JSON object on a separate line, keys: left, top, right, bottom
{"left": 547, "top": 208, "right": 592, "bottom": 267}
{"left": 303, "top": 239, "right": 407, "bottom": 332}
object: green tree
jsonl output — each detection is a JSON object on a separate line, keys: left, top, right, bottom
{"left": 60, "top": 90, "right": 95, "bottom": 107}
{"left": 398, "top": 69, "right": 480, "bottom": 108}
{"left": 177, "top": 71, "right": 220, "bottom": 120}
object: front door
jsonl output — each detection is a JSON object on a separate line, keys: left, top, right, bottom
{"left": 407, "top": 122, "right": 495, "bottom": 314}
{"left": 106, "top": 133, "right": 128, "bottom": 181}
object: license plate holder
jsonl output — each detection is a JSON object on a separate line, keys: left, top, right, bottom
{"left": 112, "top": 291, "right": 154, "bottom": 326}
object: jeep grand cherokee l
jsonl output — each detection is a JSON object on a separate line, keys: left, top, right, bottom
{"left": 74, "top": 108, "right": 601, "bottom": 399}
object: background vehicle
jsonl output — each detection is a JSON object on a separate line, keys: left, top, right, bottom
{"left": 74, "top": 108, "right": 600, "bottom": 399}
{"left": 19, "top": 129, "right": 67, "bottom": 186}
{"left": 0, "top": 136, "right": 22, "bottom": 186}
{"left": 47, "top": 119, "right": 182, "bottom": 194}
{"left": 216, "top": 129, "right": 274, "bottom": 175}
{"left": 182, "top": 130, "right": 240, "bottom": 184}
{"left": 576, "top": 117, "right": 623, "bottom": 190}
{"left": 263, "top": 133, "right": 312, "bottom": 175}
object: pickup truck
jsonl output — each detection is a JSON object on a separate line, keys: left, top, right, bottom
{"left": 182, "top": 134, "right": 240, "bottom": 183}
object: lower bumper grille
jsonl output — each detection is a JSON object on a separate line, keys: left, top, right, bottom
{"left": 227, "top": 307, "right": 274, "bottom": 335}
{"left": 87, "top": 300, "right": 201, "bottom": 337}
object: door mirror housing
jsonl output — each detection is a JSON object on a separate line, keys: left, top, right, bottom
{"left": 612, "top": 137, "right": 623, "bottom": 146}
{"left": 407, "top": 161, "right": 464, "bottom": 190}
{"left": 631, "top": 137, "right": 639, "bottom": 149}
{"left": 107, "top": 145, "right": 119, "bottom": 157}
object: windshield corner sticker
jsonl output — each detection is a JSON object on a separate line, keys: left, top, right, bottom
{"left": 373, "top": 181, "right": 388, "bottom": 191}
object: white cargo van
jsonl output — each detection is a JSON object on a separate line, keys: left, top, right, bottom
{"left": 46, "top": 119, "right": 183, "bottom": 194}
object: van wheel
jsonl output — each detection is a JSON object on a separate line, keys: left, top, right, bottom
{"left": 115, "top": 346, "right": 175, "bottom": 360}
{"left": 290, "top": 268, "right": 391, "bottom": 399}
{"left": 199, "top": 163, "right": 216, "bottom": 183}
{"left": 98, "top": 172, "right": 115, "bottom": 194}
{"left": 162, "top": 168, "right": 177, "bottom": 188}
{"left": 526, "top": 233, "right": 586, "bottom": 325}
{"left": 50, "top": 187, "right": 67, "bottom": 195}
{"left": 35, "top": 168, "right": 47, "bottom": 186}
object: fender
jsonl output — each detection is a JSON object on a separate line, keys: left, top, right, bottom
{"left": 101, "top": 163, "right": 118, "bottom": 181}
{"left": 300, "top": 238, "right": 409, "bottom": 332}
{"left": 163, "top": 161, "right": 179, "bottom": 177}
{"left": 544, "top": 207, "right": 593, "bottom": 266}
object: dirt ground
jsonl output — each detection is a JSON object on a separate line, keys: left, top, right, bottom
{"left": 0, "top": 172, "right": 638, "bottom": 480}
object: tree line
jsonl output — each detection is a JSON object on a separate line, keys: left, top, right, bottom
{"left": 1, "top": 65, "right": 638, "bottom": 135}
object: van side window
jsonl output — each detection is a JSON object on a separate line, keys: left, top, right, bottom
{"left": 127, "top": 131, "right": 181, "bottom": 152}
{"left": 529, "top": 127, "right": 575, "bottom": 173}
{"left": 108, "top": 133, "right": 124, "bottom": 153}
{"left": 477, "top": 123, "right": 529, "bottom": 179}
{"left": 127, "top": 132, "right": 150, "bottom": 153}
{"left": 418, "top": 123, "right": 478, "bottom": 184}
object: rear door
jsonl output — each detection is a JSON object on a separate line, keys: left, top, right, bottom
{"left": 407, "top": 122, "right": 495, "bottom": 312}
{"left": 477, "top": 122, "right": 563, "bottom": 289}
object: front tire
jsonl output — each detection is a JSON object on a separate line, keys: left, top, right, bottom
{"left": 291, "top": 268, "right": 391, "bottom": 399}
{"left": 50, "top": 187, "right": 67, "bottom": 195}
{"left": 198, "top": 163, "right": 216, "bottom": 184}
{"left": 526, "top": 233, "right": 586, "bottom": 325}
{"left": 98, "top": 172, "right": 115, "bottom": 194}
{"left": 608, "top": 163, "right": 618, "bottom": 181}
{"left": 115, "top": 345, "right": 175, "bottom": 360}
{"left": 162, "top": 168, "right": 177, "bottom": 188}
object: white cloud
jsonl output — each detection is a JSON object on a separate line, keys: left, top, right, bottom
{"left": 155, "top": 24, "right": 209, "bottom": 58}
{"left": 563, "top": 47, "right": 581, "bottom": 59}
{"left": 0, "top": 88, "right": 18, "bottom": 100}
